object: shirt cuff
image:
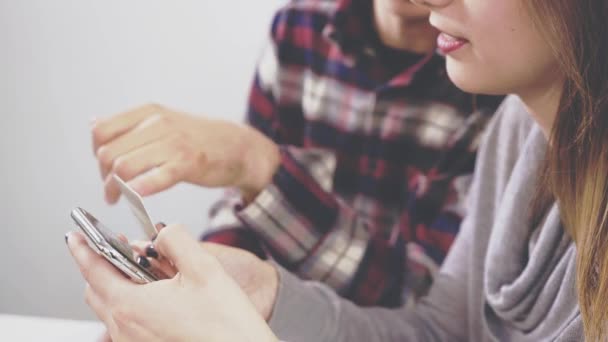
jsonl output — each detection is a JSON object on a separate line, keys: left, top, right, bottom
{"left": 236, "top": 146, "right": 340, "bottom": 266}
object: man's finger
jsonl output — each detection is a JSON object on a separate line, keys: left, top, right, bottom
{"left": 127, "top": 161, "right": 186, "bottom": 198}
{"left": 103, "top": 136, "right": 178, "bottom": 204}
{"left": 97, "top": 114, "right": 173, "bottom": 180}
{"left": 92, "top": 104, "right": 162, "bottom": 154}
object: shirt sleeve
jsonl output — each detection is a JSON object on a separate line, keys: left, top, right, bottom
{"left": 235, "top": 145, "right": 410, "bottom": 306}
{"left": 205, "top": 146, "right": 410, "bottom": 306}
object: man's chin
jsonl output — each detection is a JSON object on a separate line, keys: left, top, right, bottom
{"left": 385, "top": 2, "right": 429, "bottom": 18}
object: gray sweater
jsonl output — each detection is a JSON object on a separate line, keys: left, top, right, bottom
{"left": 268, "top": 96, "right": 583, "bottom": 341}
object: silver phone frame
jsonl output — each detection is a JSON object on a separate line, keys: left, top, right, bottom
{"left": 71, "top": 207, "right": 157, "bottom": 284}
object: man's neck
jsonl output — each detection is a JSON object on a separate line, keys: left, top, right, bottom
{"left": 372, "top": 2, "right": 438, "bottom": 54}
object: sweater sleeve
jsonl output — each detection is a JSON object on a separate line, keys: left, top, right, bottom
{"left": 267, "top": 204, "right": 476, "bottom": 342}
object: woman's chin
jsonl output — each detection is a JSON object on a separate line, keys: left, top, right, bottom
{"left": 446, "top": 61, "right": 509, "bottom": 96}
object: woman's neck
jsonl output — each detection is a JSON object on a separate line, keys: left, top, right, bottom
{"left": 519, "top": 79, "right": 564, "bottom": 139}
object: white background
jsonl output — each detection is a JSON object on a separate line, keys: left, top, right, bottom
{"left": 0, "top": 0, "right": 284, "bottom": 320}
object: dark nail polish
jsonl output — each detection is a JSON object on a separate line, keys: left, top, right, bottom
{"left": 65, "top": 233, "right": 69, "bottom": 244}
{"left": 145, "top": 245, "right": 159, "bottom": 259}
{"left": 137, "top": 256, "right": 151, "bottom": 268}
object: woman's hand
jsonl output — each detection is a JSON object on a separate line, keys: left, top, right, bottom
{"left": 132, "top": 238, "right": 279, "bottom": 320}
{"left": 200, "top": 242, "right": 279, "bottom": 320}
{"left": 91, "top": 104, "right": 280, "bottom": 203}
{"left": 66, "top": 225, "right": 278, "bottom": 342}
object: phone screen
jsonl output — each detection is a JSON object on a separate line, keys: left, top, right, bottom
{"left": 81, "top": 210, "right": 138, "bottom": 263}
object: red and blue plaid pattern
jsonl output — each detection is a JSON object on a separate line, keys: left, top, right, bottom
{"left": 203, "top": 0, "right": 502, "bottom": 307}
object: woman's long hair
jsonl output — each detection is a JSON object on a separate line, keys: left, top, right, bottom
{"left": 526, "top": 0, "right": 608, "bottom": 339}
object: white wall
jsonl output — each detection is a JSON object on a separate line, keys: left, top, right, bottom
{"left": 0, "top": 0, "right": 284, "bottom": 320}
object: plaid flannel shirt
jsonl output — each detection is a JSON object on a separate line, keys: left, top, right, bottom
{"left": 203, "top": 0, "right": 503, "bottom": 307}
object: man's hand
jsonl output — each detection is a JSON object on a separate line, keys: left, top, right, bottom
{"left": 91, "top": 104, "right": 280, "bottom": 203}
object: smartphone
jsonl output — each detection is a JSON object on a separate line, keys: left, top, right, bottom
{"left": 70, "top": 207, "right": 158, "bottom": 284}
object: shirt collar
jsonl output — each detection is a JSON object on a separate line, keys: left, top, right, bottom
{"left": 322, "top": 0, "right": 374, "bottom": 57}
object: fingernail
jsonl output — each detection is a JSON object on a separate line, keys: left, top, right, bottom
{"left": 145, "top": 245, "right": 159, "bottom": 259}
{"left": 137, "top": 256, "right": 151, "bottom": 268}
{"left": 64, "top": 233, "right": 70, "bottom": 244}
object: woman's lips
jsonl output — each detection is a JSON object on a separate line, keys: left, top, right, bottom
{"left": 437, "top": 32, "right": 469, "bottom": 54}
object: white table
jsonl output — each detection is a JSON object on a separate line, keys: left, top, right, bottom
{"left": 0, "top": 314, "right": 105, "bottom": 341}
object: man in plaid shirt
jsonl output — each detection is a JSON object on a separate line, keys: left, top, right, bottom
{"left": 203, "top": 0, "right": 502, "bottom": 307}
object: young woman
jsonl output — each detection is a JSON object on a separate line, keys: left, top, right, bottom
{"left": 66, "top": 0, "right": 608, "bottom": 340}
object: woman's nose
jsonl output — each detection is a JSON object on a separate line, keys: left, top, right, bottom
{"left": 410, "top": 0, "right": 453, "bottom": 9}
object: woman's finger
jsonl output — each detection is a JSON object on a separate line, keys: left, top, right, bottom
{"left": 130, "top": 240, "right": 149, "bottom": 255}
{"left": 145, "top": 257, "right": 177, "bottom": 279}
{"left": 96, "top": 329, "right": 112, "bottom": 342}
{"left": 87, "top": 285, "right": 156, "bottom": 342}
{"left": 66, "top": 232, "right": 132, "bottom": 301}
{"left": 85, "top": 284, "right": 112, "bottom": 326}
{"left": 130, "top": 240, "right": 176, "bottom": 278}
{"left": 153, "top": 225, "right": 217, "bottom": 279}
